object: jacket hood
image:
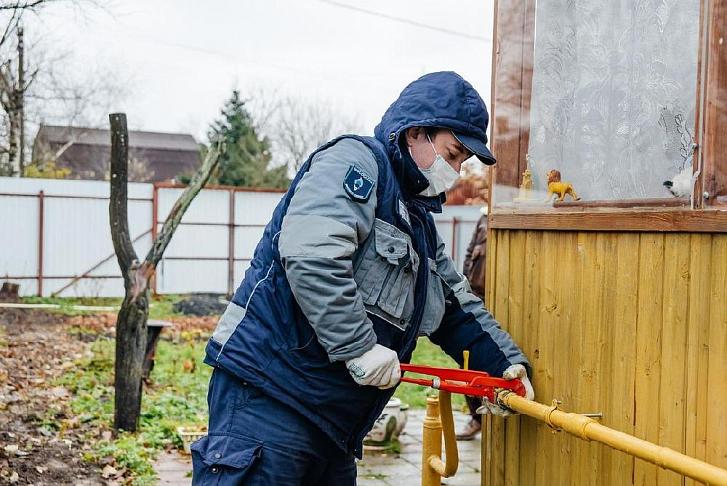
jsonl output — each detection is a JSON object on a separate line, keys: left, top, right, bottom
{"left": 374, "top": 71, "right": 493, "bottom": 196}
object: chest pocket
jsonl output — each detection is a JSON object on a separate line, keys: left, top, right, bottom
{"left": 418, "top": 258, "right": 447, "bottom": 336}
{"left": 354, "top": 219, "right": 419, "bottom": 330}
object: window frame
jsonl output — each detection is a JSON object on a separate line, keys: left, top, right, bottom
{"left": 487, "top": 0, "right": 727, "bottom": 232}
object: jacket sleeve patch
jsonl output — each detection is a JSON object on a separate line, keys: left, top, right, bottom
{"left": 343, "top": 165, "right": 374, "bottom": 203}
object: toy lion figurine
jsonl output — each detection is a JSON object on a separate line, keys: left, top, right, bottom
{"left": 546, "top": 170, "right": 580, "bottom": 202}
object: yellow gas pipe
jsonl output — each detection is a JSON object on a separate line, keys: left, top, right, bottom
{"left": 418, "top": 349, "right": 727, "bottom": 485}
{"left": 420, "top": 352, "right": 470, "bottom": 486}
{"left": 497, "top": 390, "right": 727, "bottom": 486}
{"left": 422, "top": 391, "right": 459, "bottom": 486}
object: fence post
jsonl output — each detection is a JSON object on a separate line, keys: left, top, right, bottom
{"left": 37, "top": 190, "right": 44, "bottom": 297}
{"left": 151, "top": 184, "right": 159, "bottom": 295}
{"left": 228, "top": 189, "right": 235, "bottom": 297}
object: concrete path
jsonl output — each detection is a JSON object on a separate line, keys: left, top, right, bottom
{"left": 155, "top": 451, "right": 192, "bottom": 484}
{"left": 155, "top": 410, "right": 481, "bottom": 485}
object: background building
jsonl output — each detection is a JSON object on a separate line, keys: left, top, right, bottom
{"left": 32, "top": 125, "right": 201, "bottom": 182}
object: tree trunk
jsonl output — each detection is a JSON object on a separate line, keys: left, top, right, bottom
{"left": 7, "top": 106, "right": 18, "bottom": 173}
{"left": 109, "top": 113, "right": 147, "bottom": 432}
{"left": 108, "top": 112, "right": 223, "bottom": 432}
{"left": 17, "top": 26, "right": 24, "bottom": 174}
{"left": 113, "top": 277, "right": 149, "bottom": 431}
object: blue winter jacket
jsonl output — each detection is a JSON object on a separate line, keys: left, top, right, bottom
{"left": 204, "top": 71, "right": 529, "bottom": 458}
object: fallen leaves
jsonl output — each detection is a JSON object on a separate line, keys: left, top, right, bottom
{"left": 0, "top": 308, "right": 103, "bottom": 484}
{"left": 0, "top": 307, "right": 215, "bottom": 485}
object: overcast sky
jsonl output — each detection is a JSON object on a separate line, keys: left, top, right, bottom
{"left": 33, "top": 0, "right": 494, "bottom": 142}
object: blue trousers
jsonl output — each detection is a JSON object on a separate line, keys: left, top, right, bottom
{"left": 192, "top": 369, "right": 357, "bottom": 485}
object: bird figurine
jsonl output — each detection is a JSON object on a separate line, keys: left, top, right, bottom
{"left": 663, "top": 156, "right": 694, "bottom": 198}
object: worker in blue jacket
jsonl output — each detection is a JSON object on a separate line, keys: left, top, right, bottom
{"left": 192, "top": 71, "right": 534, "bottom": 485}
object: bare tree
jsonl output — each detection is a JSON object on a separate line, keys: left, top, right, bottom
{"left": 0, "top": 25, "right": 32, "bottom": 174}
{"left": 109, "top": 113, "right": 223, "bottom": 431}
{"left": 30, "top": 56, "right": 132, "bottom": 129}
{"left": 0, "top": 0, "right": 58, "bottom": 175}
{"left": 0, "top": 0, "right": 124, "bottom": 176}
{"left": 247, "top": 90, "right": 363, "bottom": 171}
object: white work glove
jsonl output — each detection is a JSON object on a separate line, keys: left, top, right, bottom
{"left": 476, "top": 364, "right": 534, "bottom": 417}
{"left": 345, "top": 344, "right": 401, "bottom": 389}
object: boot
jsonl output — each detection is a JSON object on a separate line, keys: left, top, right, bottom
{"left": 456, "top": 417, "right": 481, "bottom": 441}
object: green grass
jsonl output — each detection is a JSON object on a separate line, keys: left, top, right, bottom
{"left": 56, "top": 337, "right": 210, "bottom": 484}
{"left": 394, "top": 338, "right": 465, "bottom": 410}
{"left": 21, "top": 295, "right": 122, "bottom": 308}
{"left": 20, "top": 294, "right": 184, "bottom": 319}
{"left": 55, "top": 334, "right": 462, "bottom": 482}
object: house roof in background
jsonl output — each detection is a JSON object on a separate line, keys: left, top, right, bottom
{"left": 36, "top": 125, "right": 199, "bottom": 152}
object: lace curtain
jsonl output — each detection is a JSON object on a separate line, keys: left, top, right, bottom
{"left": 526, "top": 0, "right": 701, "bottom": 200}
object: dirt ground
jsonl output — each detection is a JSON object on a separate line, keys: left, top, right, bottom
{"left": 0, "top": 308, "right": 104, "bottom": 485}
{"left": 0, "top": 308, "right": 217, "bottom": 485}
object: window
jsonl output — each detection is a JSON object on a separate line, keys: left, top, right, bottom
{"left": 489, "top": 0, "right": 727, "bottom": 223}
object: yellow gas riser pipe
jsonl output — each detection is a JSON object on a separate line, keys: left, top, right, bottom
{"left": 498, "top": 391, "right": 727, "bottom": 486}
{"left": 422, "top": 391, "right": 459, "bottom": 486}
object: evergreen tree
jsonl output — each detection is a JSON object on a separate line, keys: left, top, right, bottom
{"left": 208, "top": 90, "right": 289, "bottom": 189}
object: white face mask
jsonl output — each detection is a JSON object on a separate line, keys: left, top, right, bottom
{"left": 414, "top": 134, "right": 461, "bottom": 197}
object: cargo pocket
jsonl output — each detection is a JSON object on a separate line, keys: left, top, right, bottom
{"left": 419, "top": 258, "right": 446, "bottom": 336}
{"left": 191, "top": 434, "right": 262, "bottom": 485}
{"left": 354, "top": 219, "right": 418, "bottom": 330}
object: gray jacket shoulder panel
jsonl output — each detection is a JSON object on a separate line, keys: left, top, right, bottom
{"left": 278, "top": 138, "right": 380, "bottom": 362}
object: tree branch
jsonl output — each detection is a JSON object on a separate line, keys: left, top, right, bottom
{"left": 108, "top": 112, "right": 137, "bottom": 275}
{"left": 144, "top": 142, "right": 224, "bottom": 267}
{"left": 0, "top": 0, "right": 56, "bottom": 11}
{"left": 0, "top": 8, "right": 20, "bottom": 47}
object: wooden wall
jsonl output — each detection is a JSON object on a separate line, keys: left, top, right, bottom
{"left": 481, "top": 229, "right": 727, "bottom": 486}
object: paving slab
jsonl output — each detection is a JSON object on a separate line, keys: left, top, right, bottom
{"left": 154, "top": 409, "right": 482, "bottom": 485}
{"left": 155, "top": 451, "right": 192, "bottom": 485}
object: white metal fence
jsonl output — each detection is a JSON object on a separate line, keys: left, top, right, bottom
{"left": 0, "top": 176, "right": 482, "bottom": 297}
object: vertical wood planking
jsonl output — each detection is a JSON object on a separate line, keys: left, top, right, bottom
{"left": 634, "top": 233, "right": 666, "bottom": 485}
{"left": 487, "top": 229, "right": 727, "bottom": 486}
{"left": 504, "top": 231, "right": 526, "bottom": 486}
{"left": 706, "top": 236, "right": 727, "bottom": 468}
{"left": 592, "top": 233, "right": 613, "bottom": 484}
{"left": 568, "top": 231, "right": 588, "bottom": 484}
{"left": 491, "top": 229, "right": 512, "bottom": 486}
{"left": 604, "top": 232, "right": 640, "bottom": 484}
{"left": 534, "top": 231, "right": 559, "bottom": 485}
{"left": 517, "top": 230, "right": 542, "bottom": 485}
{"left": 658, "top": 234, "right": 691, "bottom": 486}
{"left": 684, "top": 234, "right": 713, "bottom": 486}
{"left": 571, "top": 231, "right": 605, "bottom": 484}
{"left": 597, "top": 233, "right": 617, "bottom": 485}
{"left": 482, "top": 414, "right": 492, "bottom": 486}
{"left": 483, "top": 228, "right": 498, "bottom": 486}
{"left": 553, "top": 231, "right": 580, "bottom": 485}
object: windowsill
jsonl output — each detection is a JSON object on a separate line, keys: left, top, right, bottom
{"left": 552, "top": 197, "right": 689, "bottom": 209}
{"left": 493, "top": 197, "right": 689, "bottom": 211}
{"left": 488, "top": 205, "right": 727, "bottom": 233}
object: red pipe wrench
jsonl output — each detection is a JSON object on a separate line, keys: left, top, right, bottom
{"left": 400, "top": 363, "right": 526, "bottom": 403}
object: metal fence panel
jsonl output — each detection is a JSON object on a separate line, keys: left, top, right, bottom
{"left": 0, "top": 176, "right": 483, "bottom": 297}
{"left": 158, "top": 259, "right": 229, "bottom": 294}
{"left": 157, "top": 186, "right": 230, "bottom": 224}
{"left": 0, "top": 196, "right": 39, "bottom": 281}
